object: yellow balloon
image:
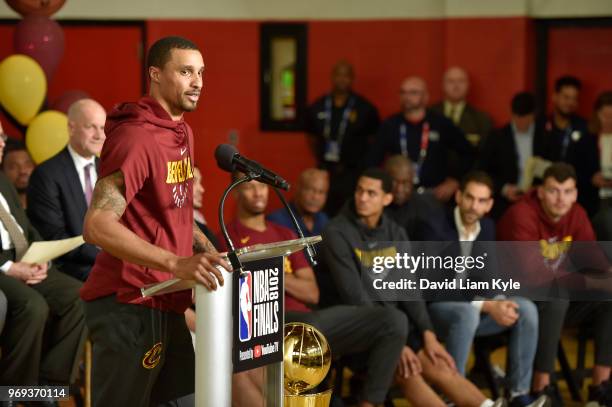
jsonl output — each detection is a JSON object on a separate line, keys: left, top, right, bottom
{"left": 0, "top": 54, "right": 46, "bottom": 125}
{"left": 26, "top": 110, "right": 68, "bottom": 164}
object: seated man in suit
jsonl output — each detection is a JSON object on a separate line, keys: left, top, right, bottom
{"left": 431, "top": 66, "right": 492, "bottom": 150}
{"left": 0, "top": 126, "right": 86, "bottom": 402}
{"left": 1, "top": 139, "right": 35, "bottom": 209}
{"left": 219, "top": 171, "right": 407, "bottom": 407}
{"left": 425, "top": 171, "right": 545, "bottom": 407}
{"left": 267, "top": 168, "right": 330, "bottom": 237}
{"left": 477, "top": 92, "right": 548, "bottom": 219}
{"left": 322, "top": 168, "right": 506, "bottom": 407}
{"left": 27, "top": 98, "right": 106, "bottom": 281}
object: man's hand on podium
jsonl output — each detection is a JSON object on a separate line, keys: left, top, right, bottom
{"left": 171, "top": 253, "right": 231, "bottom": 291}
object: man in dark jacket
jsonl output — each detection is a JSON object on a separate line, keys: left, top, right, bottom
{"left": 431, "top": 66, "right": 492, "bottom": 150}
{"left": 477, "top": 92, "right": 549, "bottom": 219}
{"left": 27, "top": 98, "right": 106, "bottom": 281}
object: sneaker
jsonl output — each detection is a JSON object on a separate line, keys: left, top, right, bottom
{"left": 586, "top": 380, "right": 612, "bottom": 407}
{"left": 532, "top": 385, "right": 563, "bottom": 407}
{"left": 510, "top": 394, "right": 552, "bottom": 407}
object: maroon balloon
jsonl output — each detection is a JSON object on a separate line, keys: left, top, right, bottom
{"left": 50, "top": 90, "right": 90, "bottom": 113}
{"left": 6, "top": 0, "right": 66, "bottom": 17}
{"left": 14, "top": 15, "right": 65, "bottom": 81}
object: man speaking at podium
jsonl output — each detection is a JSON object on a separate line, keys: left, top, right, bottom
{"left": 80, "top": 36, "right": 229, "bottom": 407}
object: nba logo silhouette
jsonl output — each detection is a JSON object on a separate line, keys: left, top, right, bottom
{"left": 238, "top": 272, "right": 253, "bottom": 342}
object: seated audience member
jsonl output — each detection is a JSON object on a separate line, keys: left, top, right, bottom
{"left": 540, "top": 76, "right": 599, "bottom": 216}
{"left": 219, "top": 172, "right": 407, "bottom": 407}
{"left": 425, "top": 171, "right": 546, "bottom": 407}
{"left": 498, "top": 163, "right": 612, "bottom": 406}
{"left": 0, "top": 128, "right": 86, "bottom": 397}
{"left": 383, "top": 154, "right": 445, "bottom": 240}
{"left": 477, "top": 92, "right": 548, "bottom": 219}
{"left": 27, "top": 99, "right": 106, "bottom": 281}
{"left": 1, "top": 140, "right": 35, "bottom": 209}
{"left": 431, "top": 66, "right": 492, "bottom": 149}
{"left": 368, "top": 77, "right": 475, "bottom": 203}
{"left": 192, "top": 166, "right": 219, "bottom": 249}
{"left": 322, "top": 168, "right": 505, "bottom": 407}
{"left": 306, "top": 61, "right": 380, "bottom": 216}
{"left": 267, "top": 168, "right": 330, "bottom": 237}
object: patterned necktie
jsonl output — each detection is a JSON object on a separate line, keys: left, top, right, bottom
{"left": 0, "top": 201, "right": 28, "bottom": 261}
{"left": 84, "top": 163, "right": 94, "bottom": 206}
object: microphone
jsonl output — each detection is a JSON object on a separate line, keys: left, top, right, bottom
{"left": 215, "top": 144, "right": 290, "bottom": 191}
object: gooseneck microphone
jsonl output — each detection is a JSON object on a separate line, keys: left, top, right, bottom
{"left": 215, "top": 144, "right": 290, "bottom": 191}
{"left": 215, "top": 144, "right": 318, "bottom": 268}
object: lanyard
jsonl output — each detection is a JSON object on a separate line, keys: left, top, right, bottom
{"left": 323, "top": 95, "right": 355, "bottom": 147}
{"left": 547, "top": 118, "right": 573, "bottom": 160}
{"left": 400, "top": 121, "right": 430, "bottom": 184}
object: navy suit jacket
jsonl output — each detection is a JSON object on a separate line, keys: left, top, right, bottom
{"left": 27, "top": 147, "right": 99, "bottom": 281}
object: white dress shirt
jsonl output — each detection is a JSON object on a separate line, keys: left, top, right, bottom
{"left": 67, "top": 144, "right": 97, "bottom": 195}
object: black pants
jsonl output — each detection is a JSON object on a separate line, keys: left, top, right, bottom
{"left": 535, "top": 301, "right": 612, "bottom": 373}
{"left": 287, "top": 305, "right": 407, "bottom": 403}
{"left": 0, "top": 268, "right": 86, "bottom": 385}
{"left": 84, "top": 295, "right": 195, "bottom": 407}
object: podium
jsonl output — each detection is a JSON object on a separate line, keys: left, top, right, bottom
{"left": 141, "top": 236, "right": 322, "bottom": 407}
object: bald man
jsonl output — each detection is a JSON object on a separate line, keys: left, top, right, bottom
{"left": 27, "top": 98, "right": 106, "bottom": 280}
{"left": 306, "top": 61, "right": 380, "bottom": 215}
{"left": 368, "top": 77, "right": 475, "bottom": 202}
{"left": 431, "top": 67, "right": 492, "bottom": 149}
{"left": 267, "top": 168, "right": 330, "bottom": 236}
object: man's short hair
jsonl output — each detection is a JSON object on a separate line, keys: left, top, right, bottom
{"left": 459, "top": 171, "right": 494, "bottom": 195}
{"left": 360, "top": 168, "right": 393, "bottom": 193}
{"left": 511, "top": 92, "right": 535, "bottom": 116}
{"left": 594, "top": 91, "right": 612, "bottom": 112}
{"left": 147, "top": 36, "right": 199, "bottom": 70}
{"left": 1, "top": 139, "right": 28, "bottom": 169}
{"left": 542, "top": 162, "right": 577, "bottom": 184}
{"left": 554, "top": 75, "right": 581, "bottom": 93}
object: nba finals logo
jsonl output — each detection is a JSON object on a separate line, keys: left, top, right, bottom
{"left": 239, "top": 272, "right": 253, "bottom": 342}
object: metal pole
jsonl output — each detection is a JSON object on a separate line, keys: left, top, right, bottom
{"left": 195, "top": 266, "right": 233, "bottom": 407}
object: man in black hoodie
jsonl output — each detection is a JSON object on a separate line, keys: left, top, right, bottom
{"left": 321, "top": 168, "right": 505, "bottom": 407}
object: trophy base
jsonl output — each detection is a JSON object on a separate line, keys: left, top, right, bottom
{"left": 284, "top": 388, "right": 332, "bottom": 407}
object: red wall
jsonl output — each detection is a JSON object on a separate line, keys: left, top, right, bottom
{"left": 547, "top": 25, "right": 612, "bottom": 119}
{"left": 0, "top": 17, "right": 534, "bottom": 232}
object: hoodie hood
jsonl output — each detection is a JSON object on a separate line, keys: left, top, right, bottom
{"left": 105, "top": 96, "right": 186, "bottom": 135}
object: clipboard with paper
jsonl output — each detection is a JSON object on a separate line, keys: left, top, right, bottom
{"left": 519, "top": 156, "right": 552, "bottom": 192}
{"left": 20, "top": 235, "right": 85, "bottom": 264}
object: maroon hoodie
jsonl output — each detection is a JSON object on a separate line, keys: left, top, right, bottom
{"left": 81, "top": 96, "right": 195, "bottom": 313}
{"left": 497, "top": 189, "right": 598, "bottom": 286}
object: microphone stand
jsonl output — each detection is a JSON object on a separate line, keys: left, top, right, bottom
{"left": 272, "top": 187, "right": 318, "bottom": 266}
{"left": 218, "top": 173, "right": 255, "bottom": 275}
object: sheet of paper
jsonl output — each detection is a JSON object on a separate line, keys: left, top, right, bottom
{"left": 519, "top": 156, "right": 552, "bottom": 192}
{"left": 21, "top": 235, "right": 85, "bottom": 264}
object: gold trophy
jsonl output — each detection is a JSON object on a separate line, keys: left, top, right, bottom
{"left": 283, "top": 323, "right": 333, "bottom": 407}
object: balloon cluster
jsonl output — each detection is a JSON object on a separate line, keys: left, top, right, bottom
{"left": 0, "top": 0, "right": 89, "bottom": 164}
